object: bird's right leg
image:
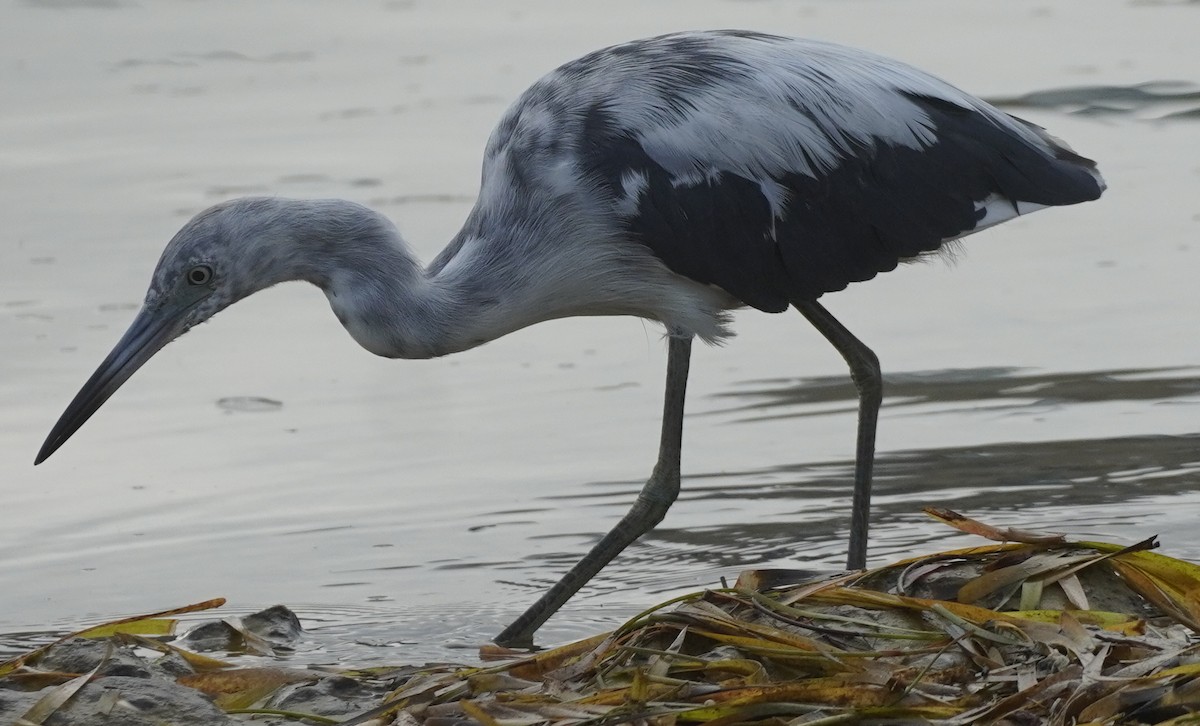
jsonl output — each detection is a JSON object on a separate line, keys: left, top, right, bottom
{"left": 793, "top": 300, "right": 882, "bottom": 571}
{"left": 494, "top": 334, "right": 693, "bottom": 647}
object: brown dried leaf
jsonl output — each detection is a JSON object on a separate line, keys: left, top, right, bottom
{"left": 695, "top": 679, "right": 894, "bottom": 708}
{"left": 178, "top": 667, "right": 319, "bottom": 710}
{"left": 924, "top": 507, "right": 1066, "bottom": 544}
{"left": 506, "top": 632, "right": 612, "bottom": 681}
{"left": 458, "top": 698, "right": 502, "bottom": 726}
{"left": 958, "top": 551, "right": 1099, "bottom": 604}
{"left": 115, "top": 632, "right": 235, "bottom": 672}
{"left": 0, "top": 597, "right": 226, "bottom": 678}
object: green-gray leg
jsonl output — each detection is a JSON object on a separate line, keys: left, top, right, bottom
{"left": 494, "top": 335, "right": 693, "bottom": 647}
{"left": 793, "top": 300, "right": 882, "bottom": 571}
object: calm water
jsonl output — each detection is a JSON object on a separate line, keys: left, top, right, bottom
{"left": 2, "top": 0, "right": 1198, "bottom": 664}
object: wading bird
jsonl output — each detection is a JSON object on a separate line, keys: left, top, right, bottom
{"left": 36, "top": 31, "right": 1104, "bottom": 646}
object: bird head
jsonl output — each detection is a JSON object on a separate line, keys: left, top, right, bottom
{"left": 35, "top": 197, "right": 328, "bottom": 465}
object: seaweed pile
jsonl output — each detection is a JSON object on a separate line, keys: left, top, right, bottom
{"left": 5, "top": 509, "right": 1200, "bottom": 725}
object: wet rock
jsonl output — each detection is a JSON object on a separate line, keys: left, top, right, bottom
{"left": 243, "top": 605, "right": 303, "bottom": 644}
{"left": 0, "top": 609, "right": 323, "bottom": 726}
{"left": 0, "top": 691, "right": 39, "bottom": 721}
{"left": 178, "top": 620, "right": 244, "bottom": 651}
{"left": 37, "top": 637, "right": 192, "bottom": 680}
{"left": 67, "top": 675, "right": 233, "bottom": 726}
{"left": 0, "top": 639, "right": 223, "bottom": 725}
{"left": 0, "top": 675, "right": 234, "bottom": 726}
{"left": 0, "top": 625, "right": 328, "bottom": 726}
{"left": 180, "top": 605, "right": 302, "bottom": 653}
{"left": 154, "top": 649, "right": 199, "bottom": 678}
{"left": 270, "top": 674, "right": 393, "bottom": 717}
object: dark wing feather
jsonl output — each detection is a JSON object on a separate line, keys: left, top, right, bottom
{"left": 564, "top": 34, "right": 1104, "bottom": 309}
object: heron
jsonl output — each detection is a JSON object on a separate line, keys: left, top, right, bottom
{"left": 35, "top": 30, "right": 1104, "bottom": 646}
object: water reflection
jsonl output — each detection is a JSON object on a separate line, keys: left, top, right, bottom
{"left": 489, "top": 367, "right": 1200, "bottom": 610}
{"left": 713, "top": 366, "right": 1200, "bottom": 416}
{"left": 556, "top": 431, "right": 1200, "bottom": 562}
{"left": 987, "top": 81, "right": 1200, "bottom": 120}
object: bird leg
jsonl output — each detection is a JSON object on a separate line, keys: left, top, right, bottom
{"left": 793, "top": 300, "right": 881, "bottom": 571}
{"left": 494, "top": 334, "right": 693, "bottom": 647}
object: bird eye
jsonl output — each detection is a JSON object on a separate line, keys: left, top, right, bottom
{"left": 186, "top": 264, "right": 214, "bottom": 286}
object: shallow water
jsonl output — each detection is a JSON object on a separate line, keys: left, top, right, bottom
{"left": 1, "top": 0, "right": 1198, "bottom": 664}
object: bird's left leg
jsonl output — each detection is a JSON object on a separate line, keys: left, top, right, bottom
{"left": 793, "top": 300, "right": 882, "bottom": 571}
{"left": 494, "top": 334, "right": 693, "bottom": 647}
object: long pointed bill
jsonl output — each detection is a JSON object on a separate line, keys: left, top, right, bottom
{"left": 36, "top": 304, "right": 190, "bottom": 464}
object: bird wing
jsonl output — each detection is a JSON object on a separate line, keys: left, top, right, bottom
{"left": 523, "top": 31, "right": 1105, "bottom": 312}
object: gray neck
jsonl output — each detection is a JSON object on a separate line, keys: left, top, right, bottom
{"left": 231, "top": 196, "right": 736, "bottom": 356}
{"left": 262, "top": 199, "right": 506, "bottom": 359}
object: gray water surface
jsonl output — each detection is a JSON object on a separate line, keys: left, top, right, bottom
{"left": 2, "top": 0, "right": 1198, "bottom": 664}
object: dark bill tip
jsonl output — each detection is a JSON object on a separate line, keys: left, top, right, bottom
{"left": 35, "top": 305, "right": 185, "bottom": 465}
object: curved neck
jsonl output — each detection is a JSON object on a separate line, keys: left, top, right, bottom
{"left": 323, "top": 256, "right": 496, "bottom": 360}
{"left": 245, "top": 196, "right": 728, "bottom": 357}
{"left": 268, "top": 199, "right": 507, "bottom": 359}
